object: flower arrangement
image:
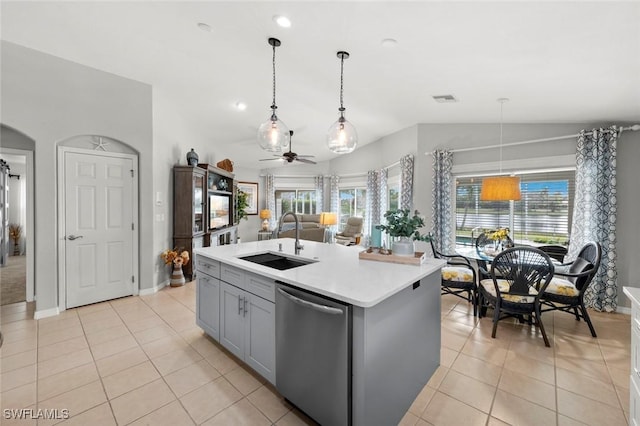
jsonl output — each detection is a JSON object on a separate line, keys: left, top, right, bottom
{"left": 375, "top": 209, "right": 430, "bottom": 241}
{"left": 160, "top": 248, "right": 190, "bottom": 267}
{"left": 9, "top": 223, "right": 22, "bottom": 243}
{"left": 490, "top": 227, "right": 510, "bottom": 241}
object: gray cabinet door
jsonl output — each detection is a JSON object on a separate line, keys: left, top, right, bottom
{"left": 196, "top": 274, "right": 220, "bottom": 340}
{"left": 245, "top": 294, "right": 276, "bottom": 384}
{"left": 220, "top": 281, "right": 245, "bottom": 359}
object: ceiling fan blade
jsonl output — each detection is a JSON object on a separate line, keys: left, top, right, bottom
{"left": 296, "top": 154, "right": 315, "bottom": 158}
{"left": 259, "top": 158, "right": 284, "bottom": 162}
{"left": 295, "top": 158, "right": 317, "bottom": 164}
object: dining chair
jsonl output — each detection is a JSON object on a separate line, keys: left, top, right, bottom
{"left": 474, "top": 231, "right": 514, "bottom": 280}
{"left": 478, "top": 247, "right": 555, "bottom": 347}
{"left": 540, "top": 241, "right": 601, "bottom": 337}
{"left": 537, "top": 244, "right": 568, "bottom": 263}
{"left": 429, "top": 238, "right": 478, "bottom": 316}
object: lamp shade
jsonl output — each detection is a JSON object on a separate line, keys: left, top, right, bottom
{"left": 480, "top": 176, "right": 522, "bottom": 201}
{"left": 259, "top": 209, "right": 272, "bottom": 220}
{"left": 320, "top": 212, "right": 338, "bottom": 226}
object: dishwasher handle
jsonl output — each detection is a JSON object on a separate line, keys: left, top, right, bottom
{"left": 277, "top": 288, "right": 344, "bottom": 315}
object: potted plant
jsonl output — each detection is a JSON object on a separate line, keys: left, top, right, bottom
{"left": 235, "top": 189, "right": 249, "bottom": 223}
{"left": 376, "top": 209, "right": 429, "bottom": 256}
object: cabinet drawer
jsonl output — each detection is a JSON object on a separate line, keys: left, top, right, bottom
{"left": 221, "top": 264, "right": 245, "bottom": 289}
{"left": 245, "top": 272, "right": 276, "bottom": 303}
{"left": 633, "top": 321, "right": 640, "bottom": 380}
{"left": 634, "top": 306, "right": 640, "bottom": 332}
{"left": 196, "top": 256, "right": 220, "bottom": 278}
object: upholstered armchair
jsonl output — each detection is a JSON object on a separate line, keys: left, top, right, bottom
{"left": 335, "top": 217, "right": 363, "bottom": 246}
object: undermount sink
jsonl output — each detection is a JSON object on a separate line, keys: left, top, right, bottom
{"left": 239, "top": 252, "right": 316, "bottom": 271}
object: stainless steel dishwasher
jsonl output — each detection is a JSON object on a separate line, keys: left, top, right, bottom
{"left": 275, "top": 282, "right": 352, "bottom": 426}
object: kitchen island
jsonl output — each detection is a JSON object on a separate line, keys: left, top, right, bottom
{"left": 194, "top": 238, "right": 445, "bottom": 426}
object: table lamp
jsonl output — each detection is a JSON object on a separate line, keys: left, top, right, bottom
{"left": 259, "top": 209, "right": 271, "bottom": 231}
{"left": 320, "top": 212, "right": 338, "bottom": 243}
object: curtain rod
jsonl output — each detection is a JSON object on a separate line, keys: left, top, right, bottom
{"left": 426, "top": 124, "right": 639, "bottom": 155}
{"left": 339, "top": 160, "right": 401, "bottom": 178}
{"left": 260, "top": 160, "right": 401, "bottom": 179}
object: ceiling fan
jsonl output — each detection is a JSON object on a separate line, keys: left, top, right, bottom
{"left": 260, "top": 131, "right": 316, "bottom": 164}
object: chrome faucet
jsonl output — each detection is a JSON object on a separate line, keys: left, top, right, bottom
{"left": 279, "top": 211, "right": 304, "bottom": 255}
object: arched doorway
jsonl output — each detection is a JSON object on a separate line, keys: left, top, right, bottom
{"left": 0, "top": 124, "right": 35, "bottom": 306}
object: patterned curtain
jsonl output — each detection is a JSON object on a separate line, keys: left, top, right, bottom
{"left": 265, "top": 174, "right": 276, "bottom": 230}
{"left": 364, "top": 170, "right": 380, "bottom": 247}
{"left": 330, "top": 175, "right": 340, "bottom": 214}
{"left": 568, "top": 126, "right": 619, "bottom": 312}
{"left": 400, "top": 154, "right": 414, "bottom": 210}
{"left": 314, "top": 175, "right": 324, "bottom": 213}
{"left": 431, "top": 150, "right": 454, "bottom": 253}
{"left": 379, "top": 169, "right": 388, "bottom": 222}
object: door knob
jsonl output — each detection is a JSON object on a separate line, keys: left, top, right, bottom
{"left": 66, "top": 235, "right": 84, "bottom": 240}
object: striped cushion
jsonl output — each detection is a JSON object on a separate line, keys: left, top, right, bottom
{"left": 442, "top": 266, "right": 474, "bottom": 282}
{"left": 545, "top": 277, "right": 579, "bottom": 297}
{"left": 480, "top": 279, "right": 537, "bottom": 303}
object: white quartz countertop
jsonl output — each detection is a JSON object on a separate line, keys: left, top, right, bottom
{"left": 194, "top": 238, "right": 445, "bottom": 308}
{"left": 623, "top": 287, "right": 640, "bottom": 306}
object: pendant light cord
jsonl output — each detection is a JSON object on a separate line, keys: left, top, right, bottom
{"left": 271, "top": 43, "right": 277, "bottom": 111}
{"left": 339, "top": 55, "right": 345, "bottom": 114}
{"left": 499, "top": 100, "right": 503, "bottom": 174}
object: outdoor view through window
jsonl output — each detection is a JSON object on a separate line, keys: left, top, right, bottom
{"left": 456, "top": 170, "right": 574, "bottom": 246}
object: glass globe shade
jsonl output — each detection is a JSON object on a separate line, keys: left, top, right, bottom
{"left": 257, "top": 116, "right": 290, "bottom": 152}
{"left": 327, "top": 118, "right": 358, "bottom": 154}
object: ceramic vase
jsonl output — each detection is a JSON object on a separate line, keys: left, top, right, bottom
{"left": 170, "top": 263, "right": 186, "bottom": 287}
{"left": 186, "top": 148, "right": 199, "bottom": 166}
{"left": 392, "top": 236, "right": 415, "bottom": 257}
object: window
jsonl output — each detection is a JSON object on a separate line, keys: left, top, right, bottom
{"left": 388, "top": 179, "right": 400, "bottom": 211}
{"left": 275, "top": 189, "right": 317, "bottom": 217}
{"left": 455, "top": 170, "right": 574, "bottom": 246}
{"left": 339, "top": 187, "right": 366, "bottom": 231}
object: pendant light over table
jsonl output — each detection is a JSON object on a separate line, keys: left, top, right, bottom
{"left": 257, "top": 38, "right": 290, "bottom": 152}
{"left": 480, "top": 98, "right": 521, "bottom": 201}
{"left": 327, "top": 51, "right": 358, "bottom": 154}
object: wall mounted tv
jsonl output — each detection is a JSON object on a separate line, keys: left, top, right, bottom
{"left": 209, "top": 193, "right": 231, "bottom": 229}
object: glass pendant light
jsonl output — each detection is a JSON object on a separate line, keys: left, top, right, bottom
{"left": 257, "top": 38, "right": 289, "bottom": 152}
{"left": 480, "top": 98, "right": 521, "bottom": 201}
{"left": 327, "top": 51, "right": 358, "bottom": 154}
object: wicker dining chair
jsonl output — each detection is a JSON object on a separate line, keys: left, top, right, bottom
{"left": 540, "top": 241, "right": 601, "bottom": 337}
{"left": 537, "top": 245, "right": 568, "bottom": 263}
{"left": 429, "top": 238, "right": 478, "bottom": 316}
{"left": 479, "top": 247, "right": 555, "bottom": 347}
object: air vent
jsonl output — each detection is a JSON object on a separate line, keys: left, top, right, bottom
{"left": 432, "top": 94, "right": 458, "bottom": 103}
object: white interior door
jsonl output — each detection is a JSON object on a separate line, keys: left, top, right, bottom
{"left": 64, "top": 151, "right": 135, "bottom": 308}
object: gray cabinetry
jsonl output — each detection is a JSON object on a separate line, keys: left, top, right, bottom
{"left": 219, "top": 265, "right": 275, "bottom": 384}
{"left": 196, "top": 256, "right": 221, "bottom": 340}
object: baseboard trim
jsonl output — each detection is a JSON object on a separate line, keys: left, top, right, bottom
{"left": 617, "top": 306, "right": 631, "bottom": 315}
{"left": 34, "top": 307, "right": 60, "bottom": 320}
{"left": 139, "top": 281, "right": 168, "bottom": 296}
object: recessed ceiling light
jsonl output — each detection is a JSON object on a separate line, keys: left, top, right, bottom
{"left": 235, "top": 101, "right": 247, "bottom": 111}
{"left": 381, "top": 38, "right": 398, "bottom": 47}
{"left": 273, "top": 15, "right": 291, "bottom": 28}
{"left": 197, "top": 22, "right": 212, "bottom": 32}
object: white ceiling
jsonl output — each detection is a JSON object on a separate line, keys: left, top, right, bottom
{"left": 2, "top": 1, "right": 639, "bottom": 168}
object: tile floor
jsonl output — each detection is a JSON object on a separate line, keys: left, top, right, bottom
{"left": 0, "top": 283, "right": 631, "bottom": 426}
